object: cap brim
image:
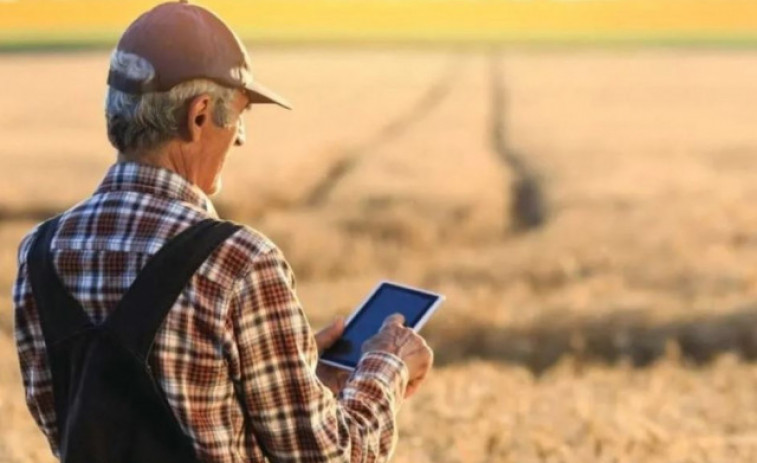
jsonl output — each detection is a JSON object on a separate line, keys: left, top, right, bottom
{"left": 244, "top": 80, "right": 292, "bottom": 110}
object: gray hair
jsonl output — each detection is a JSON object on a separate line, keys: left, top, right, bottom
{"left": 105, "top": 50, "right": 237, "bottom": 154}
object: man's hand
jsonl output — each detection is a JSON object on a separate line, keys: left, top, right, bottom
{"left": 361, "top": 314, "right": 433, "bottom": 399}
{"left": 315, "top": 317, "right": 350, "bottom": 395}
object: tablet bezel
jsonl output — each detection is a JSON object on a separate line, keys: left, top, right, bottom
{"left": 319, "top": 280, "right": 444, "bottom": 371}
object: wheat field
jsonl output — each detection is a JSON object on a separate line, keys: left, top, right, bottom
{"left": 3, "top": 48, "right": 757, "bottom": 462}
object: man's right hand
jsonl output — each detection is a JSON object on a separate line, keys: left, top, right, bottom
{"left": 361, "top": 313, "right": 433, "bottom": 399}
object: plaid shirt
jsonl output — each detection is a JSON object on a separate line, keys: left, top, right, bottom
{"left": 13, "top": 161, "right": 408, "bottom": 462}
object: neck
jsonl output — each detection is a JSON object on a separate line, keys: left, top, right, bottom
{"left": 118, "top": 142, "right": 200, "bottom": 187}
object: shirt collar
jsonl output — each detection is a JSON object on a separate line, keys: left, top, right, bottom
{"left": 94, "top": 161, "right": 218, "bottom": 218}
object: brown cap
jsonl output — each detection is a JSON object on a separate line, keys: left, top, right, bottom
{"left": 108, "top": 1, "right": 291, "bottom": 109}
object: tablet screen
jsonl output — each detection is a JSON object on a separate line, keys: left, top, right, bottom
{"left": 321, "top": 283, "right": 440, "bottom": 369}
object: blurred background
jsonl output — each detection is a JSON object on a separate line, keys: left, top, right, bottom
{"left": 3, "top": 1, "right": 757, "bottom": 462}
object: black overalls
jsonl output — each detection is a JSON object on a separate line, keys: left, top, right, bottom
{"left": 27, "top": 215, "right": 241, "bottom": 463}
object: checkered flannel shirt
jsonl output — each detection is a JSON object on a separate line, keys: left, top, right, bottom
{"left": 13, "top": 161, "right": 409, "bottom": 462}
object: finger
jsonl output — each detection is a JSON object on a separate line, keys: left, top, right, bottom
{"left": 331, "top": 315, "right": 345, "bottom": 334}
{"left": 381, "top": 313, "right": 405, "bottom": 330}
{"left": 315, "top": 316, "right": 345, "bottom": 353}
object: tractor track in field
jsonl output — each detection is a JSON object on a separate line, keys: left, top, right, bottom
{"left": 302, "top": 56, "right": 464, "bottom": 208}
{"left": 489, "top": 50, "right": 547, "bottom": 232}
{"left": 0, "top": 52, "right": 548, "bottom": 240}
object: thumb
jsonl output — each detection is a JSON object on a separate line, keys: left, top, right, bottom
{"left": 316, "top": 316, "right": 345, "bottom": 353}
{"left": 331, "top": 316, "right": 345, "bottom": 336}
{"left": 381, "top": 313, "right": 405, "bottom": 330}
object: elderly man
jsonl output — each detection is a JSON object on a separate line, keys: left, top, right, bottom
{"left": 12, "top": 2, "right": 433, "bottom": 462}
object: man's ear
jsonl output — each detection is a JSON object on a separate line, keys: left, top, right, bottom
{"left": 186, "top": 94, "right": 212, "bottom": 142}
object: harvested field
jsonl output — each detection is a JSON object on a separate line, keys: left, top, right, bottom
{"left": 3, "top": 48, "right": 757, "bottom": 462}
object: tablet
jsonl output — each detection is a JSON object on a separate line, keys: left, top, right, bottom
{"left": 319, "top": 280, "right": 444, "bottom": 371}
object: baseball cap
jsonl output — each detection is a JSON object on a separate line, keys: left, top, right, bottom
{"left": 107, "top": 0, "right": 291, "bottom": 110}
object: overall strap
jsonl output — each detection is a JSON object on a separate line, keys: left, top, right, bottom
{"left": 28, "top": 215, "right": 94, "bottom": 346}
{"left": 104, "top": 219, "right": 242, "bottom": 362}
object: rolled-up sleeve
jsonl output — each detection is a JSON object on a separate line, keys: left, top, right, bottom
{"left": 227, "top": 246, "right": 408, "bottom": 462}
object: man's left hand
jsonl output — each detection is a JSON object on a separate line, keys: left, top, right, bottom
{"left": 315, "top": 316, "right": 350, "bottom": 395}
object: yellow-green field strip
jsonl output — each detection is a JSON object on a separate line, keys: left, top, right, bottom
{"left": 2, "top": 0, "right": 757, "bottom": 49}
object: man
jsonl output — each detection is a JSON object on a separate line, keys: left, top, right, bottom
{"left": 13, "top": 2, "right": 433, "bottom": 462}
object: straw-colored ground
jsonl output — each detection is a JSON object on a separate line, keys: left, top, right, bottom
{"left": 3, "top": 48, "right": 757, "bottom": 462}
